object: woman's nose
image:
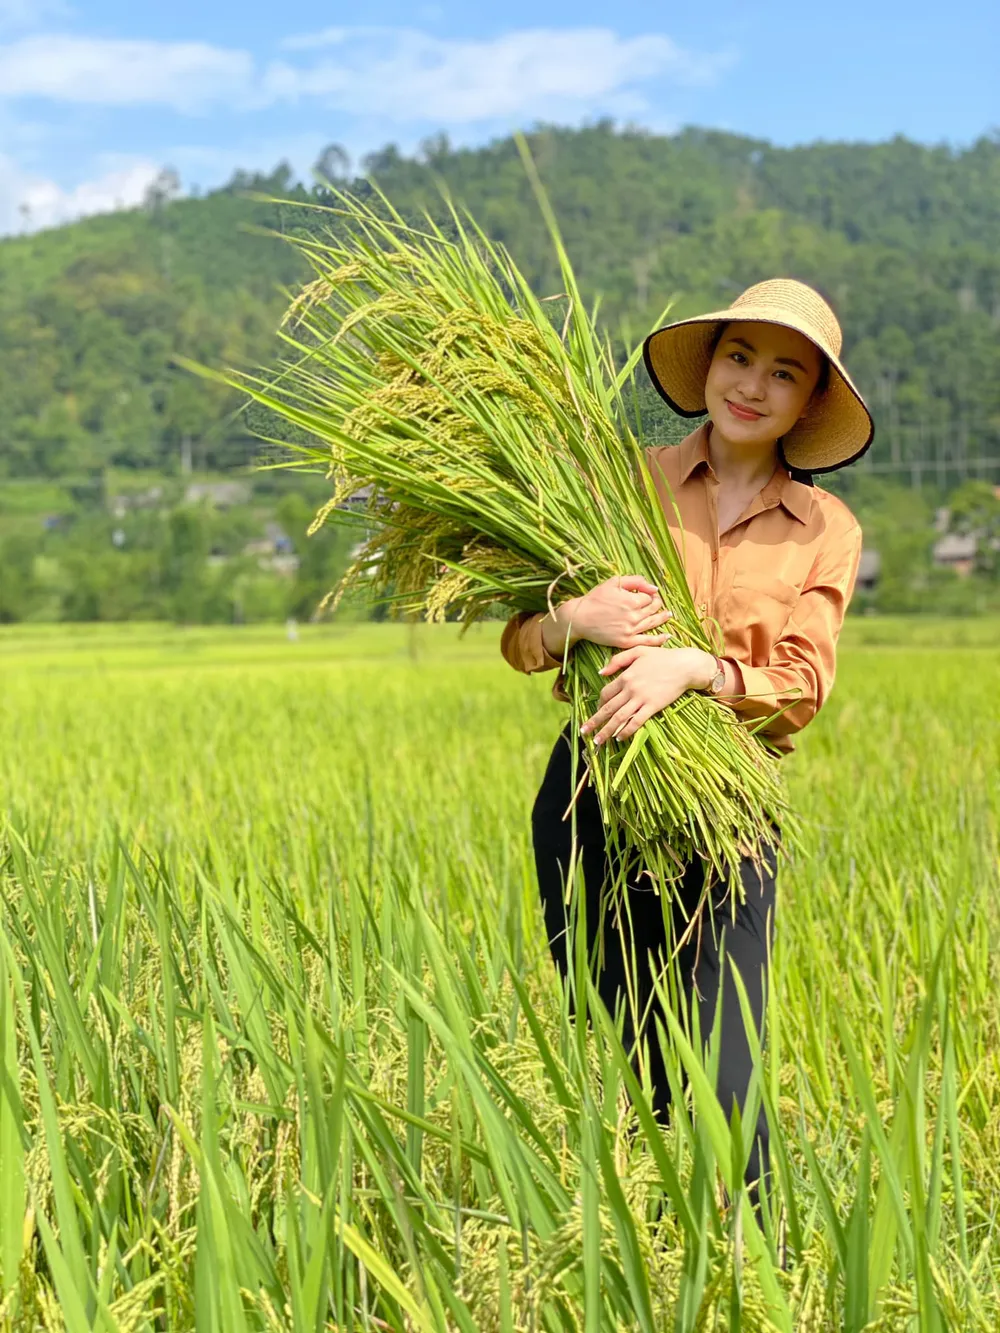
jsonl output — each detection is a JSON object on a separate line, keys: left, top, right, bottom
{"left": 740, "top": 368, "right": 768, "bottom": 400}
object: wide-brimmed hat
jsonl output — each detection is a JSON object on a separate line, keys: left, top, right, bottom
{"left": 642, "top": 278, "right": 874, "bottom": 474}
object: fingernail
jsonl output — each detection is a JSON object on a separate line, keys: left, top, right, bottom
{"left": 594, "top": 736, "right": 603, "bottom": 747}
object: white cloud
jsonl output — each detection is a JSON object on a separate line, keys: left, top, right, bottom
{"left": 0, "top": 152, "right": 162, "bottom": 233}
{"left": 0, "top": 26, "right": 732, "bottom": 121}
{"left": 0, "top": 22, "right": 736, "bottom": 232}
{"left": 266, "top": 27, "right": 732, "bottom": 122}
{"left": 0, "top": 34, "right": 252, "bottom": 110}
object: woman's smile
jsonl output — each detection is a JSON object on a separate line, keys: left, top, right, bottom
{"left": 725, "top": 399, "right": 766, "bottom": 422}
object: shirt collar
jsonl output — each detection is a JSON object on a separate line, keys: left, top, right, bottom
{"left": 771, "top": 472, "right": 814, "bottom": 524}
{"left": 676, "top": 423, "right": 813, "bottom": 525}
{"left": 676, "top": 422, "right": 713, "bottom": 484}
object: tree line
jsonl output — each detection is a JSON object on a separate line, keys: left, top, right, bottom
{"left": 1, "top": 122, "right": 997, "bottom": 484}
{"left": 0, "top": 122, "right": 997, "bottom": 623}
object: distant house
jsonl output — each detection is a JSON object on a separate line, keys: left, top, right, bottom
{"left": 184, "top": 480, "right": 251, "bottom": 508}
{"left": 108, "top": 486, "right": 163, "bottom": 519}
{"left": 242, "top": 523, "right": 299, "bottom": 575}
{"left": 340, "top": 484, "right": 373, "bottom": 510}
{"left": 931, "top": 486, "right": 1000, "bottom": 577}
{"left": 265, "top": 554, "right": 300, "bottom": 577}
{"left": 932, "top": 532, "right": 978, "bottom": 577}
{"left": 856, "top": 547, "right": 880, "bottom": 591}
{"left": 242, "top": 539, "right": 274, "bottom": 558}
{"left": 265, "top": 521, "right": 294, "bottom": 553}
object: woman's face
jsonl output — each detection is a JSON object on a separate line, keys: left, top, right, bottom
{"left": 704, "top": 320, "right": 823, "bottom": 449}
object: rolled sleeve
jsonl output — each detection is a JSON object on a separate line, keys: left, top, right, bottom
{"left": 727, "top": 522, "right": 863, "bottom": 741}
{"left": 500, "top": 610, "right": 564, "bottom": 675}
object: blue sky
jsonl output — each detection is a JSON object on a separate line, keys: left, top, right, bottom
{"left": 1, "top": 0, "right": 996, "bottom": 233}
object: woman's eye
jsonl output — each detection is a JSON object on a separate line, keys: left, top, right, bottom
{"left": 728, "top": 352, "right": 747, "bottom": 365}
{"left": 774, "top": 369, "right": 795, "bottom": 382}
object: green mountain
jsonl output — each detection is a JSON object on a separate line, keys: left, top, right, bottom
{"left": 1, "top": 122, "right": 998, "bottom": 489}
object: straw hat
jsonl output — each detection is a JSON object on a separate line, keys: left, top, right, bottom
{"left": 643, "top": 278, "right": 874, "bottom": 474}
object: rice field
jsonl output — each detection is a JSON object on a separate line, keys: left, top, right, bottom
{"left": 0, "top": 617, "right": 998, "bottom": 1331}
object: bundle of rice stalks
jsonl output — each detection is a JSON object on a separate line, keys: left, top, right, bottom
{"left": 192, "top": 144, "right": 787, "bottom": 895}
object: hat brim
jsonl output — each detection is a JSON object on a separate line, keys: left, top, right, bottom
{"left": 642, "top": 309, "right": 874, "bottom": 475}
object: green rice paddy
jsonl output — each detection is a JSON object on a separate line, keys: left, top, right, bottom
{"left": 0, "top": 618, "right": 997, "bottom": 1330}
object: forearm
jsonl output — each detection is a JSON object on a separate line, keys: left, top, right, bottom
{"left": 539, "top": 597, "right": 583, "bottom": 661}
{"left": 684, "top": 648, "right": 720, "bottom": 692}
{"left": 582, "top": 644, "right": 744, "bottom": 746}
{"left": 530, "top": 630, "right": 729, "bottom": 694}
{"left": 676, "top": 647, "right": 743, "bottom": 697}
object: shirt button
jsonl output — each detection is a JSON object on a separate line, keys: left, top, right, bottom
{"left": 711, "top": 551, "right": 718, "bottom": 562}
{"left": 700, "top": 602, "right": 708, "bottom": 614}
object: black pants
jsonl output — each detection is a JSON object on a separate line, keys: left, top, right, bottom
{"left": 531, "top": 722, "right": 776, "bottom": 1201}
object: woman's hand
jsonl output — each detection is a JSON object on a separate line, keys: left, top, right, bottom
{"left": 580, "top": 645, "right": 718, "bottom": 745}
{"left": 540, "top": 574, "right": 674, "bottom": 659}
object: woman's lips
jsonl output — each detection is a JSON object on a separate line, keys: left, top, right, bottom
{"left": 725, "top": 399, "right": 765, "bottom": 422}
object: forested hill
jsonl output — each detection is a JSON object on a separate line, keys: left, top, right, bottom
{"left": 1, "top": 123, "right": 998, "bottom": 485}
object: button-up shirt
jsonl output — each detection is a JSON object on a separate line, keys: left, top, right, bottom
{"left": 499, "top": 423, "right": 863, "bottom": 753}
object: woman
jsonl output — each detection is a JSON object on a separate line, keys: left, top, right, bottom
{"left": 500, "top": 279, "right": 872, "bottom": 1209}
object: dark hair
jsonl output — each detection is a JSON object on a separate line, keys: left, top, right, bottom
{"left": 709, "top": 320, "right": 830, "bottom": 397}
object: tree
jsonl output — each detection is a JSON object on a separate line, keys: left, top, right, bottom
{"left": 849, "top": 480, "right": 936, "bottom": 612}
{"left": 947, "top": 480, "right": 1000, "bottom": 578}
{"left": 142, "top": 168, "right": 182, "bottom": 214}
{"left": 419, "top": 132, "right": 451, "bottom": 166}
{"left": 361, "top": 144, "right": 404, "bottom": 177}
{"left": 0, "top": 534, "right": 37, "bottom": 622}
{"left": 313, "top": 144, "right": 352, "bottom": 189}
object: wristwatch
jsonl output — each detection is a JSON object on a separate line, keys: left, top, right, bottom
{"left": 704, "top": 654, "right": 726, "bottom": 696}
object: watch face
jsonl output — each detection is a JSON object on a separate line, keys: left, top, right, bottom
{"left": 711, "top": 669, "right": 725, "bottom": 694}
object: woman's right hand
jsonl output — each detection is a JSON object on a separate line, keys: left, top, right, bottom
{"left": 540, "top": 574, "right": 673, "bottom": 658}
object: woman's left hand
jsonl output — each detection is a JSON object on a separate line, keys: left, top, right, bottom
{"left": 580, "top": 645, "right": 717, "bottom": 745}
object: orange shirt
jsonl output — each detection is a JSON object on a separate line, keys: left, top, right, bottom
{"left": 499, "top": 423, "right": 863, "bottom": 753}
